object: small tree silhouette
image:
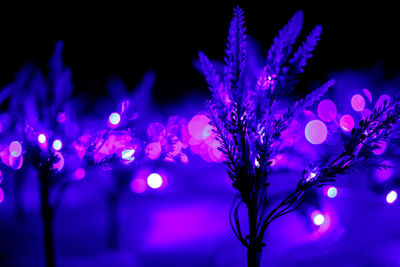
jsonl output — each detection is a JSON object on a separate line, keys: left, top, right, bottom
{"left": 198, "top": 7, "right": 400, "bottom": 267}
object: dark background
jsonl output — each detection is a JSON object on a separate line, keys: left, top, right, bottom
{"left": 0, "top": 2, "right": 399, "bottom": 104}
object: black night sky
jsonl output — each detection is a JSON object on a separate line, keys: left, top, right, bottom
{"left": 1, "top": 2, "right": 399, "bottom": 104}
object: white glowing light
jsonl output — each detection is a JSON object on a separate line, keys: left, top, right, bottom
{"left": 147, "top": 173, "right": 163, "bottom": 189}
{"left": 121, "top": 149, "right": 135, "bottom": 162}
{"left": 386, "top": 190, "right": 397, "bottom": 204}
{"left": 38, "top": 134, "right": 47, "bottom": 144}
{"left": 313, "top": 214, "right": 325, "bottom": 226}
{"left": 327, "top": 187, "right": 338, "bottom": 198}
{"left": 52, "top": 139, "right": 63, "bottom": 151}
{"left": 109, "top": 112, "right": 121, "bottom": 126}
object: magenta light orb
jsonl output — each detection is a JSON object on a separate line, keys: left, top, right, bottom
{"left": 361, "top": 108, "right": 372, "bottom": 119}
{"left": 188, "top": 114, "right": 210, "bottom": 140}
{"left": 147, "top": 173, "right": 163, "bottom": 189}
{"left": 362, "top": 88, "right": 373, "bottom": 103}
{"left": 351, "top": 94, "right": 366, "bottom": 111}
{"left": 327, "top": 186, "right": 338, "bottom": 198}
{"left": 73, "top": 168, "right": 86, "bottom": 180}
{"left": 340, "top": 114, "right": 354, "bottom": 132}
{"left": 375, "top": 94, "right": 391, "bottom": 110}
{"left": 317, "top": 99, "right": 337, "bottom": 122}
{"left": 386, "top": 190, "right": 398, "bottom": 204}
{"left": 0, "top": 187, "right": 4, "bottom": 203}
{"left": 312, "top": 213, "right": 325, "bottom": 226}
{"left": 108, "top": 112, "right": 121, "bottom": 126}
{"left": 38, "top": 134, "right": 47, "bottom": 144}
{"left": 305, "top": 120, "right": 328, "bottom": 145}
{"left": 52, "top": 139, "right": 63, "bottom": 151}
{"left": 130, "top": 178, "right": 148, "bottom": 193}
{"left": 52, "top": 152, "right": 64, "bottom": 172}
{"left": 9, "top": 141, "right": 22, "bottom": 157}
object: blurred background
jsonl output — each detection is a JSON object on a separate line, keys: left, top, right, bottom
{"left": 1, "top": 1, "right": 400, "bottom": 266}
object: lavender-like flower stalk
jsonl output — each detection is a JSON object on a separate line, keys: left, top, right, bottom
{"left": 198, "top": 6, "right": 400, "bottom": 267}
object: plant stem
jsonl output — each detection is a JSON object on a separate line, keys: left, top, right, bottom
{"left": 40, "top": 171, "right": 55, "bottom": 267}
{"left": 247, "top": 197, "right": 262, "bottom": 267}
{"left": 247, "top": 247, "right": 262, "bottom": 267}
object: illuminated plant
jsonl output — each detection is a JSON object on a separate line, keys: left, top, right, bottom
{"left": 0, "top": 41, "right": 78, "bottom": 267}
{"left": 199, "top": 7, "right": 400, "bottom": 267}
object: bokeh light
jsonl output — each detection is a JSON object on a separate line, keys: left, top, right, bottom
{"left": 340, "top": 114, "right": 354, "bottom": 132}
{"left": 52, "top": 152, "right": 64, "bottom": 172}
{"left": 52, "top": 139, "right": 63, "bottom": 151}
{"left": 351, "top": 94, "right": 366, "bottom": 111}
{"left": 9, "top": 141, "right": 22, "bottom": 157}
{"left": 108, "top": 112, "right": 121, "bottom": 126}
{"left": 38, "top": 133, "right": 47, "bottom": 144}
{"left": 188, "top": 114, "right": 210, "bottom": 140}
{"left": 56, "top": 112, "right": 66, "bottom": 123}
{"left": 73, "top": 168, "right": 86, "bottom": 180}
{"left": 386, "top": 190, "right": 397, "bottom": 204}
{"left": 0, "top": 187, "right": 4, "bottom": 204}
{"left": 145, "top": 142, "right": 162, "bottom": 160}
{"left": 9, "top": 155, "right": 23, "bottom": 170}
{"left": 130, "top": 178, "right": 148, "bottom": 194}
{"left": 361, "top": 108, "right": 372, "bottom": 119}
{"left": 147, "top": 173, "right": 163, "bottom": 189}
{"left": 305, "top": 120, "right": 328, "bottom": 145}
{"left": 121, "top": 149, "right": 135, "bottom": 163}
{"left": 327, "top": 186, "right": 338, "bottom": 198}
{"left": 362, "top": 88, "right": 372, "bottom": 103}
{"left": 375, "top": 160, "right": 394, "bottom": 182}
{"left": 317, "top": 99, "right": 337, "bottom": 122}
{"left": 375, "top": 94, "right": 391, "bottom": 110}
{"left": 312, "top": 212, "right": 325, "bottom": 226}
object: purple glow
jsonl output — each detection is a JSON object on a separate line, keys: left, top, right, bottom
{"left": 52, "top": 151, "right": 64, "bottom": 172}
{"left": 9, "top": 155, "right": 23, "bottom": 170}
{"left": 375, "top": 161, "right": 394, "bottom": 182}
{"left": 361, "top": 108, "right": 372, "bottom": 119}
{"left": 202, "top": 124, "right": 213, "bottom": 139}
{"left": 188, "top": 114, "right": 210, "bottom": 140}
{"left": 362, "top": 88, "right": 373, "bottom": 103}
{"left": 305, "top": 120, "right": 328, "bottom": 145}
{"left": 386, "top": 190, "right": 397, "bottom": 204}
{"left": 317, "top": 99, "right": 337, "bottom": 122}
{"left": 351, "top": 94, "right": 366, "bottom": 111}
{"left": 147, "top": 173, "right": 163, "bottom": 189}
{"left": 56, "top": 112, "right": 66, "bottom": 123}
{"left": 0, "top": 187, "right": 3, "bottom": 203}
{"left": 0, "top": 169, "right": 3, "bottom": 184}
{"left": 375, "top": 94, "right": 391, "bottom": 110}
{"left": 108, "top": 112, "right": 121, "bottom": 126}
{"left": 52, "top": 139, "right": 63, "bottom": 151}
{"left": 145, "top": 142, "right": 162, "bottom": 160}
{"left": 9, "top": 141, "right": 22, "bottom": 157}
{"left": 38, "top": 133, "right": 47, "bottom": 144}
{"left": 312, "top": 212, "right": 325, "bottom": 226}
{"left": 73, "top": 168, "right": 86, "bottom": 180}
{"left": 130, "top": 178, "right": 148, "bottom": 194}
{"left": 340, "top": 114, "right": 354, "bottom": 132}
{"left": 372, "top": 141, "right": 387, "bottom": 155}
{"left": 146, "top": 203, "right": 228, "bottom": 248}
